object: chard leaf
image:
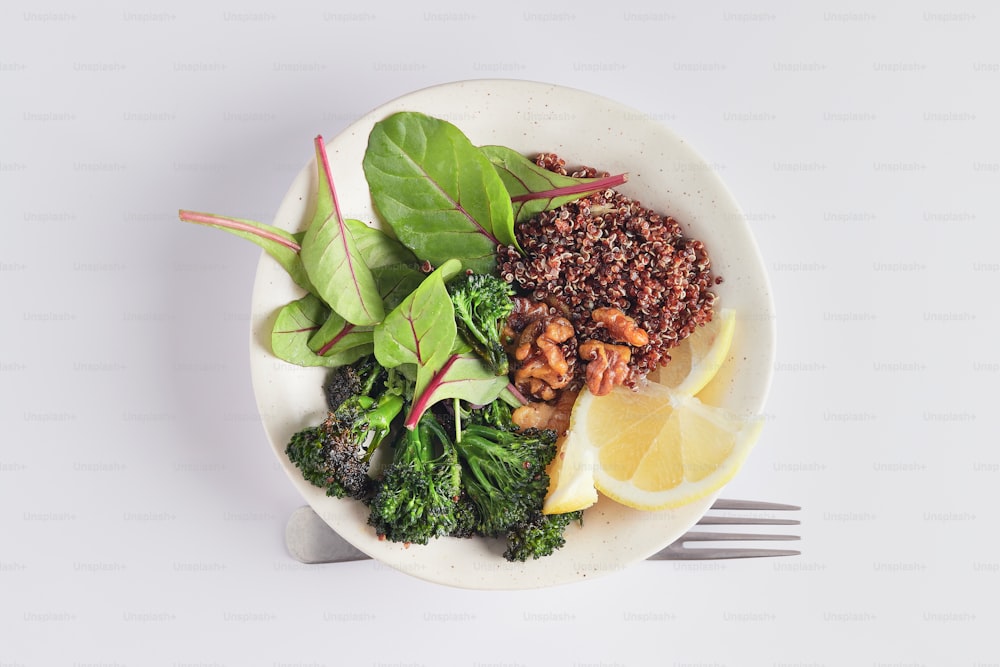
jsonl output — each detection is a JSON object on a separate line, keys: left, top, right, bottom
{"left": 306, "top": 313, "right": 374, "bottom": 361}
{"left": 373, "top": 259, "right": 463, "bottom": 399}
{"left": 347, "top": 219, "right": 416, "bottom": 271}
{"left": 371, "top": 264, "right": 426, "bottom": 311}
{"left": 404, "top": 352, "right": 510, "bottom": 429}
{"left": 300, "top": 136, "right": 384, "bottom": 326}
{"left": 479, "top": 145, "right": 629, "bottom": 223}
{"left": 178, "top": 210, "right": 313, "bottom": 293}
{"left": 345, "top": 220, "right": 424, "bottom": 310}
{"left": 362, "top": 112, "right": 515, "bottom": 274}
{"left": 307, "top": 222, "right": 421, "bottom": 358}
{"left": 271, "top": 294, "right": 369, "bottom": 367}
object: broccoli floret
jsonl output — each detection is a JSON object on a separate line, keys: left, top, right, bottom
{"left": 449, "top": 492, "right": 481, "bottom": 540}
{"left": 447, "top": 271, "right": 515, "bottom": 375}
{"left": 285, "top": 426, "right": 338, "bottom": 489}
{"left": 466, "top": 399, "right": 514, "bottom": 430}
{"left": 504, "top": 510, "right": 583, "bottom": 562}
{"left": 323, "top": 354, "right": 382, "bottom": 411}
{"left": 285, "top": 356, "right": 406, "bottom": 500}
{"left": 454, "top": 423, "right": 557, "bottom": 537}
{"left": 452, "top": 421, "right": 581, "bottom": 560}
{"left": 367, "top": 414, "right": 462, "bottom": 545}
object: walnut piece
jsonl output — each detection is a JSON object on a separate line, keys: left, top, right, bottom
{"left": 512, "top": 389, "right": 579, "bottom": 435}
{"left": 579, "top": 340, "right": 632, "bottom": 396}
{"left": 512, "top": 316, "right": 574, "bottom": 401}
{"left": 592, "top": 307, "right": 650, "bottom": 347}
{"left": 506, "top": 296, "right": 552, "bottom": 333}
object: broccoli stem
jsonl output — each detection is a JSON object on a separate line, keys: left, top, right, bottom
{"left": 365, "top": 393, "right": 405, "bottom": 456}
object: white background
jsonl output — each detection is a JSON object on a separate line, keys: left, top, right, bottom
{"left": 1, "top": 1, "right": 996, "bottom": 665}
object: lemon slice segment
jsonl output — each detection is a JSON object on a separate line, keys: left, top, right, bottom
{"left": 650, "top": 308, "right": 736, "bottom": 397}
{"left": 542, "top": 428, "right": 598, "bottom": 515}
{"left": 572, "top": 383, "right": 762, "bottom": 511}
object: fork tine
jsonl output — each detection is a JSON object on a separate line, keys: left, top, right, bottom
{"left": 710, "top": 499, "right": 801, "bottom": 511}
{"left": 651, "top": 547, "right": 802, "bottom": 560}
{"left": 697, "top": 515, "right": 800, "bottom": 526}
{"left": 679, "top": 531, "right": 801, "bottom": 543}
{"left": 655, "top": 530, "right": 800, "bottom": 560}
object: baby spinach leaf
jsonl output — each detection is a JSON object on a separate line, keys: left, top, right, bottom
{"left": 479, "top": 145, "right": 628, "bottom": 223}
{"left": 300, "top": 136, "right": 384, "bottom": 326}
{"left": 373, "top": 259, "right": 463, "bottom": 400}
{"left": 404, "top": 352, "right": 510, "bottom": 429}
{"left": 178, "top": 210, "right": 313, "bottom": 293}
{"left": 271, "top": 294, "right": 369, "bottom": 367}
{"left": 362, "top": 112, "right": 515, "bottom": 274}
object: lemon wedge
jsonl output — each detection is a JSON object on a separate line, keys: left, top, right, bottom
{"left": 572, "top": 383, "right": 762, "bottom": 511}
{"left": 542, "top": 427, "right": 598, "bottom": 515}
{"left": 649, "top": 308, "right": 736, "bottom": 397}
{"left": 543, "top": 307, "right": 760, "bottom": 513}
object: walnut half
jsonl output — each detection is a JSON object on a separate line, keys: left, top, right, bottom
{"left": 592, "top": 307, "right": 650, "bottom": 347}
{"left": 578, "top": 340, "right": 632, "bottom": 396}
{"left": 512, "top": 315, "right": 574, "bottom": 401}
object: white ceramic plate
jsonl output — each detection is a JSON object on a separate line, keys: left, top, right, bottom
{"left": 249, "top": 79, "right": 775, "bottom": 590}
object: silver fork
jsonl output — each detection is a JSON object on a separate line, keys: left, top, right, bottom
{"left": 285, "top": 499, "right": 800, "bottom": 564}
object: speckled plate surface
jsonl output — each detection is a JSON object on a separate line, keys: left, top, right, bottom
{"left": 249, "top": 79, "right": 775, "bottom": 590}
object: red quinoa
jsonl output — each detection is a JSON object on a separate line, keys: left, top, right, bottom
{"left": 496, "top": 156, "right": 718, "bottom": 388}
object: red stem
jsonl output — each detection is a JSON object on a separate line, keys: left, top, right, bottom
{"left": 313, "top": 135, "right": 348, "bottom": 226}
{"left": 316, "top": 323, "right": 356, "bottom": 356}
{"left": 509, "top": 172, "right": 628, "bottom": 202}
{"left": 403, "top": 354, "right": 460, "bottom": 430}
{"left": 504, "top": 383, "right": 529, "bottom": 406}
{"left": 178, "top": 210, "right": 301, "bottom": 251}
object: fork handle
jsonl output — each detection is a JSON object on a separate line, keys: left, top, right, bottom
{"left": 286, "top": 506, "right": 369, "bottom": 563}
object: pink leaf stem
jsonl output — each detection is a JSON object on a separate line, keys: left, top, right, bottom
{"left": 404, "top": 354, "right": 460, "bottom": 430}
{"left": 177, "top": 210, "right": 301, "bottom": 251}
{"left": 509, "top": 173, "right": 628, "bottom": 202}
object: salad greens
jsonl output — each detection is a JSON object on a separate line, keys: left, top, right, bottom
{"left": 300, "top": 136, "right": 384, "bottom": 327}
{"left": 480, "top": 145, "right": 629, "bottom": 223}
{"left": 372, "top": 258, "right": 461, "bottom": 401}
{"left": 271, "top": 294, "right": 345, "bottom": 367}
{"left": 178, "top": 110, "right": 628, "bottom": 560}
{"left": 176, "top": 210, "right": 313, "bottom": 293}
{"left": 404, "top": 351, "right": 510, "bottom": 430}
{"left": 362, "top": 112, "right": 518, "bottom": 275}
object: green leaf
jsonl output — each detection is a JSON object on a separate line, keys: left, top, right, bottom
{"left": 345, "top": 220, "right": 424, "bottom": 310}
{"left": 306, "top": 222, "right": 423, "bottom": 358}
{"left": 373, "top": 259, "right": 463, "bottom": 398}
{"left": 178, "top": 210, "right": 313, "bottom": 293}
{"left": 347, "top": 219, "right": 416, "bottom": 270}
{"left": 362, "top": 112, "right": 515, "bottom": 274}
{"left": 271, "top": 295, "right": 370, "bottom": 367}
{"left": 371, "top": 263, "right": 426, "bottom": 311}
{"left": 300, "top": 136, "right": 385, "bottom": 326}
{"left": 306, "top": 312, "right": 375, "bottom": 362}
{"left": 404, "top": 352, "right": 510, "bottom": 429}
{"left": 480, "top": 145, "right": 628, "bottom": 223}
